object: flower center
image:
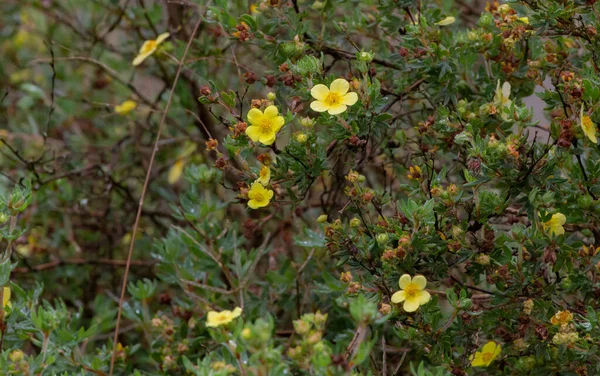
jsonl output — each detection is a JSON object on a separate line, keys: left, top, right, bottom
{"left": 404, "top": 283, "right": 419, "bottom": 298}
{"left": 141, "top": 40, "right": 158, "bottom": 54}
{"left": 259, "top": 119, "right": 273, "bottom": 134}
{"left": 252, "top": 192, "right": 265, "bottom": 202}
{"left": 482, "top": 352, "right": 493, "bottom": 362}
{"left": 324, "top": 92, "right": 342, "bottom": 106}
{"left": 216, "top": 313, "right": 228, "bottom": 322}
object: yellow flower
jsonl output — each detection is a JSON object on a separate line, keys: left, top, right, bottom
{"left": 550, "top": 310, "right": 573, "bottom": 326}
{"left": 206, "top": 307, "right": 242, "bottom": 328}
{"left": 471, "top": 341, "right": 501, "bottom": 367}
{"left": 256, "top": 166, "right": 271, "bottom": 186}
{"left": 391, "top": 274, "right": 431, "bottom": 312}
{"left": 133, "top": 32, "right": 170, "bottom": 66}
{"left": 246, "top": 105, "right": 285, "bottom": 145}
{"left": 3, "top": 287, "right": 10, "bottom": 308}
{"left": 552, "top": 331, "right": 578, "bottom": 346}
{"left": 168, "top": 159, "right": 185, "bottom": 185}
{"left": 580, "top": 105, "right": 597, "bottom": 144}
{"left": 247, "top": 182, "right": 274, "bottom": 209}
{"left": 518, "top": 17, "right": 529, "bottom": 24}
{"left": 407, "top": 165, "right": 422, "bottom": 180}
{"left": 493, "top": 80, "right": 512, "bottom": 120}
{"left": 115, "top": 100, "right": 137, "bottom": 115}
{"left": 435, "top": 16, "right": 456, "bottom": 26}
{"left": 543, "top": 213, "right": 566, "bottom": 237}
{"left": 310, "top": 79, "right": 358, "bottom": 115}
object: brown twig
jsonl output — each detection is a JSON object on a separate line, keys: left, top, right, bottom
{"left": 108, "top": 17, "right": 203, "bottom": 376}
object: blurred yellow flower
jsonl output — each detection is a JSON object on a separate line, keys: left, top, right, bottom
{"left": 493, "top": 80, "right": 512, "bottom": 120}
{"left": 115, "top": 100, "right": 137, "bottom": 115}
{"left": 391, "top": 274, "right": 431, "bottom": 312}
{"left": 168, "top": 159, "right": 185, "bottom": 185}
{"left": 256, "top": 165, "right": 271, "bottom": 186}
{"left": 543, "top": 213, "right": 566, "bottom": 237}
{"left": 435, "top": 16, "right": 456, "bottom": 26}
{"left": 133, "top": 33, "right": 170, "bottom": 66}
{"left": 310, "top": 79, "right": 358, "bottom": 115}
{"left": 471, "top": 341, "right": 501, "bottom": 367}
{"left": 246, "top": 105, "right": 285, "bottom": 145}
{"left": 407, "top": 165, "right": 422, "bottom": 180}
{"left": 518, "top": 17, "right": 529, "bottom": 24}
{"left": 247, "top": 182, "right": 274, "bottom": 209}
{"left": 206, "top": 307, "right": 242, "bottom": 328}
{"left": 580, "top": 105, "right": 597, "bottom": 144}
{"left": 550, "top": 310, "right": 573, "bottom": 326}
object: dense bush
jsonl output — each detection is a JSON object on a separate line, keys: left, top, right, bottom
{"left": 2, "top": 0, "right": 600, "bottom": 374}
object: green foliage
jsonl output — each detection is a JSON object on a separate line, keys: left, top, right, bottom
{"left": 2, "top": 0, "right": 600, "bottom": 374}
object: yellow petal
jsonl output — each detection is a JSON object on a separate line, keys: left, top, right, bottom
{"left": 115, "top": 100, "right": 137, "bottom": 115}
{"left": 263, "top": 105, "right": 279, "bottom": 118}
{"left": 418, "top": 290, "right": 431, "bottom": 304}
{"left": 259, "top": 132, "right": 276, "bottom": 145}
{"left": 341, "top": 92, "right": 358, "bottom": 106}
{"left": 330, "top": 79, "right": 349, "bottom": 95}
{"left": 502, "top": 82, "right": 511, "bottom": 99}
{"left": 271, "top": 116, "right": 285, "bottom": 132}
{"left": 311, "top": 84, "right": 330, "bottom": 101}
{"left": 231, "top": 307, "right": 243, "bottom": 319}
{"left": 412, "top": 275, "right": 427, "bottom": 289}
{"left": 133, "top": 50, "right": 154, "bottom": 66}
{"left": 310, "top": 100, "right": 330, "bottom": 112}
{"left": 3, "top": 287, "right": 10, "bottom": 308}
{"left": 471, "top": 352, "right": 485, "bottom": 367}
{"left": 247, "top": 108, "right": 263, "bottom": 126}
{"left": 245, "top": 126, "right": 262, "bottom": 142}
{"left": 156, "top": 32, "right": 170, "bottom": 44}
{"left": 327, "top": 103, "right": 347, "bottom": 115}
{"left": 206, "top": 311, "right": 219, "bottom": 327}
{"left": 435, "top": 16, "right": 456, "bottom": 26}
{"left": 482, "top": 341, "right": 499, "bottom": 354}
{"left": 399, "top": 274, "right": 411, "bottom": 289}
{"left": 391, "top": 290, "right": 406, "bottom": 303}
{"left": 582, "top": 114, "right": 598, "bottom": 143}
{"left": 551, "top": 213, "right": 566, "bottom": 226}
{"left": 168, "top": 159, "right": 185, "bottom": 184}
{"left": 403, "top": 297, "right": 420, "bottom": 312}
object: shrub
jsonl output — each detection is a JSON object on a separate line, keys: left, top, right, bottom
{"left": 1, "top": 0, "right": 600, "bottom": 375}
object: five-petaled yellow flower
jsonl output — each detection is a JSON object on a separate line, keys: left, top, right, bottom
{"left": 247, "top": 182, "right": 274, "bottom": 209}
{"left": 471, "top": 341, "right": 501, "bottom": 367}
{"left": 310, "top": 78, "right": 358, "bottom": 115}
{"left": 115, "top": 100, "right": 137, "bottom": 115}
{"left": 580, "top": 105, "right": 597, "bottom": 144}
{"left": 407, "top": 165, "right": 422, "bottom": 180}
{"left": 206, "top": 307, "right": 242, "bottom": 328}
{"left": 391, "top": 274, "right": 431, "bottom": 312}
{"left": 543, "top": 213, "right": 566, "bottom": 237}
{"left": 551, "top": 310, "right": 573, "bottom": 326}
{"left": 133, "top": 32, "right": 170, "bottom": 66}
{"left": 246, "top": 105, "right": 285, "bottom": 146}
{"left": 256, "top": 165, "right": 270, "bottom": 186}
{"left": 493, "top": 80, "right": 512, "bottom": 120}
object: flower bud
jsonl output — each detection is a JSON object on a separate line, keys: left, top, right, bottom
{"left": 317, "top": 214, "right": 328, "bottom": 223}
{"left": 267, "top": 92, "right": 276, "bottom": 100}
{"left": 376, "top": 233, "right": 389, "bottom": 245}
{"left": 350, "top": 217, "right": 361, "bottom": 227}
{"left": 358, "top": 51, "right": 374, "bottom": 63}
